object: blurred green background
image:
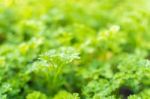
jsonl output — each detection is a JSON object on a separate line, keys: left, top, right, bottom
{"left": 0, "top": 0, "right": 150, "bottom": 99}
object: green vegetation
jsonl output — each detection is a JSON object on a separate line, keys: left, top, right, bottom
{"left": 0, "top": 0, "right": 150, "bottom": 99}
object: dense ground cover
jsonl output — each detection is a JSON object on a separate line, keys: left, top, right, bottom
{"left": 0, "top": 0, "right": 150, "bottom": 99}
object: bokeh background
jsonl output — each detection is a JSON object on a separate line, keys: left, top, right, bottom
{"left": 0, "top": 0, "right": 150, "bottom": 99}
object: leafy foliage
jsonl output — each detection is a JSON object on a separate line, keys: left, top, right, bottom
{"left": 0, "top": 0, "right": 150, "bottom": 99}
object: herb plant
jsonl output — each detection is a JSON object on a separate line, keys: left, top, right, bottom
{"left": 0, "top": 0, "right": 150, "bottom": 99}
